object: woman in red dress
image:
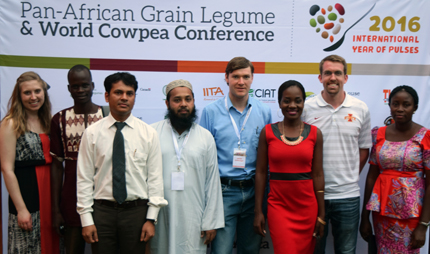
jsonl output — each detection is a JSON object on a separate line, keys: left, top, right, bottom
{"left": 254, "top": 80, "right": 325, "bottom": 253}
{"left": 1, "top": 72, "right": 60, "bottom": 253}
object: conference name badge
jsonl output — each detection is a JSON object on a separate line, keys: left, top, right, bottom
{"left": 171, "top": 172, "right": 185, "bottom": 190}
{"left": 233, "top": 148, "right": 246, "bottom": 168}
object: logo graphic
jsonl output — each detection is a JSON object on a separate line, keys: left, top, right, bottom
{"left": 162, "top": 85, "right": 167, "bottom": 100}
{"left": 203, "top": 87, "right": 224, "bottom": 101}
{"left": 383, "top": 89, "right": 391, "bottom": 104}
{"left": 306, "top": 92, "right": 315, "bottom": 98}
{"left": 344, "top": 113, "right": 356, "bottom": 122}
{"left": 309, "top": 3, "right": 376, "bottom": 51}
{"left": 249, "top": 89, "right": 277, "bottom": 103}
{"left": 384, "top": 116, "right": 395, "bottom": 126}
{"left": 348, "top": 91, "right": 360, "bottom": 96}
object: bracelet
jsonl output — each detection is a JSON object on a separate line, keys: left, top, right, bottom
{"left": 317, "top": 217, "right": 326, "bottom": 225}
{"left": 317, "top": 190, "right": 324, "bottom": 193}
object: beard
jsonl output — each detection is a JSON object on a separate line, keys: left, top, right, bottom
{"left": 165, "top": 106, "right": 197, "bottom": 132}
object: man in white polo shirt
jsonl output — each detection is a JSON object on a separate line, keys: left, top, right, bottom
{"left": 302, "top": 55, "right": 371, "bottom": 254}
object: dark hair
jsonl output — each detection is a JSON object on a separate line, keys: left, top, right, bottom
{"left": 225, "top": 57, "right": 254, "bottom": 77}
{"left": 104, "top": 72, "right": 138, "bottom": 93}
{"left": 68, "top": 64, "right": 92, "bottom": 80}
{"left": 388, "top": 85, "right": 419, "bottom": 106}
{"left": 319, "top": 55, "right": 347, "bottom": 75}
{"left": 278, "top": 80, "right": 306, "bottom": 104}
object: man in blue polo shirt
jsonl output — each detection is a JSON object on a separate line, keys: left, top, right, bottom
{"left": 200, "top": 57, "right": 272, "bottom": 254}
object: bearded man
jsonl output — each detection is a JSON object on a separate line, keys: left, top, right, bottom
{"left": 150, "top": 79, "right": 224, "bottom": 254}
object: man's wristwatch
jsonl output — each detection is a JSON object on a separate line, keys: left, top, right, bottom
{"left": 419, "top": 221, "right": 429, "bottom": 227}
{"left": 147, "top": 219, "right": 155, "bottom": 224}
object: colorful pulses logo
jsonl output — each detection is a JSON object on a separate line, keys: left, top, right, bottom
{"left": 309, "top": 3, "right": 376, "bottom": 51}
{"left": 309, "top": 4, "right": 345, "bottom": 44}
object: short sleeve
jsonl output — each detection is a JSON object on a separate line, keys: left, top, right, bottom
{"left": 422, "top": 130, "right": 430, "bottom": 170}
{"left": 368, "top": 126, "right": 380, "bottom": 165}
{"left": 358, "top": 106, "right": 372, "bottom": 149}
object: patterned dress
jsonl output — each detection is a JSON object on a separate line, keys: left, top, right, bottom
{"left": 8, "top": 132, "right": 60, "bottom": 254}
{"left": 366, "top": 126, "right": 430, "bottom": 253}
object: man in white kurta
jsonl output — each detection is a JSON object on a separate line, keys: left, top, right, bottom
{"left": 150, "top": 80, "right": 224, "bottom": 254}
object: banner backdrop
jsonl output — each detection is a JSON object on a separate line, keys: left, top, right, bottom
{"left": 1, "top": 0, "right": 429, "bottom": 253}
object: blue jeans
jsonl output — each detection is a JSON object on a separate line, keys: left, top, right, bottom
{"left": 314, "top": 197, "right": 360, "bottom": 254}
{"left": 211, "top": 184, "right": 262, "bottom": 254}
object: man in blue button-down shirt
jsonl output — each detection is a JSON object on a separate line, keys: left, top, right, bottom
{"left": 200, "top": 57, "right": 272, "bottom": 254}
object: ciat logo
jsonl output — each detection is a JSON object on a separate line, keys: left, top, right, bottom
{"left": 203, "top": 87, "right": 224, "bottom": 101}
{"left": 249, "top": 88, "right": 277, "bottom": 103}
{"left": 383, "top": 89, "right": 391, "bottom": 104}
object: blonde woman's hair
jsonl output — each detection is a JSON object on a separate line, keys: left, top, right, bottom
{"left": 3, "top": 71, "right": 51, "bottom": 136}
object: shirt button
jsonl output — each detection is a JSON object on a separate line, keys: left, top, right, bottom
{"left": 243, "top": 141, "right": 246, "bottom": 144}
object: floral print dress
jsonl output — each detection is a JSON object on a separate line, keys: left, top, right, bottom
{"left": 366, "top": 126, "right": 430, "bottom": 254}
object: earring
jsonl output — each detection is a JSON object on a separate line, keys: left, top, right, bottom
{"left": 277, "top": 108, "right": 283, "bottom": 118}
{"left": 413, "top": 111, "right": 416, "bottom": 114}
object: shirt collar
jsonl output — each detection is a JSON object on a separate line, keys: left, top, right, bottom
{"left": 226, "top": 95, "right": 252, "bottom": 111}
{"left": 107, "top": 113, "right": 135, "bottom": 129}
{"left": 316, "top": 91, "right": 352, "bottom": 108}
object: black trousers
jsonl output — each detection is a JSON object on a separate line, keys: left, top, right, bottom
{"left": 91, "top": 201, "right": 148, "bottom": 254}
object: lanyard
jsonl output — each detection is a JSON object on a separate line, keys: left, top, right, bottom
{"left": 170, "top": 123, "right": 191, "bottom": 171}
{"left": 224, "top": 96, "right": 252, "bottom": 149}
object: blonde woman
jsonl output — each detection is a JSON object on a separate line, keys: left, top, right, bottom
{"left": 0, "top": 72, "right": 59, "bottom": 253}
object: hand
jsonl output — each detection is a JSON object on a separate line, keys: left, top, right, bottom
{"left": 411, "top": 224, "right": 427, "bottom": 249}
{"left": 359, "top": 217, "right": 373, "bottom": 242}
{"left": 140, "top": 221, "right": 155, "bottom": 242}
{"left": 253, "top": 211, "right": 266, "bottom": 237}
{"left": 201, "top": 229, "right": 216, "bottom": 244}
{"left": 17, "top": 209, "right": 32, "bottom": 231}
{"left": 82, "top": 225, "right": 98, "bottom": 243}
{"left": 52, "top": 211, "right": 65, "bottom": 236}
{"left": 313, "top": 219, "right": 325, "bottom": 239}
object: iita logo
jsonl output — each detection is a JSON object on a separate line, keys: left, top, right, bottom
{"left": 308, "top": 3, "right": 375, "bottom": 51}
{"left": 203, "top": 87, "right": 224, "bottom": 101}
{"left": 383, "top": 89, "right": 391, "bottom": 105}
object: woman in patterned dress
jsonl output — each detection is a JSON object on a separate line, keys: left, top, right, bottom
{"left": 360, "top": 85, "right": 430, "bottom": 253}
{"left": 1, "top": 72, "right": 60, "bottom": 253}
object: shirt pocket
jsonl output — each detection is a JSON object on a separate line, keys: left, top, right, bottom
{"left": 252, "top": 128, "right": 261, "bottom": 149}
{"left": 129, "top": 151, "right": 148, "bottom": 170}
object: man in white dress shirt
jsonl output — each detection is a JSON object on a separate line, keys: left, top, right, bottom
{"left": 77, "top": 72, "right": 167, "bottom": 254}
{"left": 150, "top": 80, "right": 224, "bottom": 254}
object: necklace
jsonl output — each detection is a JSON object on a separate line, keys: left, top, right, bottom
{"left": 280, "top": 120, "right": 304, "bottom": 146}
